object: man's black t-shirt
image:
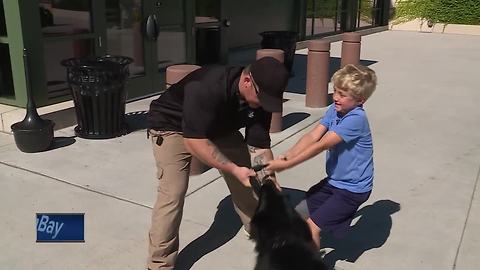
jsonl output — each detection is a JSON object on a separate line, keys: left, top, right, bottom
{"left": 147, "top": 65, "right": 272, "bottom": 148}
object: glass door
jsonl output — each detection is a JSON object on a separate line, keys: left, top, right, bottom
{"left": 37, "top": 0, "right": 98, "bottom": 104}
{"left": 150, "top": 0, "right": 189, "bottom": 91}
{"left": 103, "top": 0, "right": 189, "bottom": 100}
{"left": 194, "top": 0, "right": 228, "bottom": 65}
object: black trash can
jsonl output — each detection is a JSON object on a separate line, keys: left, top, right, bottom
{"left": 61, "top": 55, "right": 132, "bottom": 139}
{"left": 259, "top": 31, "right": 298, "bottom": 74}
{"left": 196, "top": 26, "right": 221, "bottom": 65}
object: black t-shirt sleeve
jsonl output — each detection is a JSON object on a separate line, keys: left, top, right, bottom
{"left": 245, "top": 108, "right": 272, "bottom": 148}
{"left": 182, "top": 81, "right": 220, "bottom": 138}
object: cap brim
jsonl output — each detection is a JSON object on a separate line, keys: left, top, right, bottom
{"left": 258, "top": 92, "right": 282, "bottom": 112}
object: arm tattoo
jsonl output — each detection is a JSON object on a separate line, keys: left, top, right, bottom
{"left": 207, "top": 141, "right": 230, "bottom": 165}
{"left": 248, "top": 146, "right": 266, "bottom": 165}
{"left": 253, "top": 155, "right": 265, "bottom": 167}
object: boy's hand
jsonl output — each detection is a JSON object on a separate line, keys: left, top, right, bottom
{"left": 266, "top": 158, "right": 290, "bottom": 173}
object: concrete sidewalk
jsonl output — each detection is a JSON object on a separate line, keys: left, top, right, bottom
{"left": 1, "top": 30, "right": 480, "bottom": 270}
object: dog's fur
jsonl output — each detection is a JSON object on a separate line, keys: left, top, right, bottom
{"left": 250, "top": 180, "right": 327, "bottom": 270}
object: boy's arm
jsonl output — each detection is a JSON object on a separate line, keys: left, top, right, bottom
{"left": 280, "top": 123, "right": 328, "bottom": 160}
{"left": 267, "top": 131, "right": 343, "bottom": 172}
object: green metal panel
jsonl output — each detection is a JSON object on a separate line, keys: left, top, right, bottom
{"left": 0, "top": 0, "right": 52, "bottom": 108}
{"left": 20, "top": 0, "right": 48, "bottom": 107}
{"left": 1, "top": 0, "right": 27, "bottom": 107}
{"left": 340, "top": 0, "right": 358, "bottom": 31}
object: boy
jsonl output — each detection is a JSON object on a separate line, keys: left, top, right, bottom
{"left": 266, "top": 64, "right": 377, "bottom": 249}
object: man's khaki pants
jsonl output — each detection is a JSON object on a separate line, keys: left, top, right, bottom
{"left": 147, "top": 130, "right": 258, "bottom": 270}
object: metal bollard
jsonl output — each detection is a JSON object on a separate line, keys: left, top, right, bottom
{"left": 165, "top": 64, "right": 209, "bottom": 176}
{"left": 306, "top": 40, "right": 330, "bottom": 108}
{"left": 340, "top": 32, "right": 361, "bottom": 68}
{"left": 255, "top": 49, "right": 285, "bottom": 133}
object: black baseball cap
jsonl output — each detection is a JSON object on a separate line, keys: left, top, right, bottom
{"left": 250, "top": 57, "right": 289, "bottom": 112}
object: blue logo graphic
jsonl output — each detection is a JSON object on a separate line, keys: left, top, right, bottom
{"left": 36, "top": 213, "right": 84, "bottom": 242}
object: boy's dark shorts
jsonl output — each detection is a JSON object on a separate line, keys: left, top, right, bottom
{"left": 306, "top": 179, "right": 371, "bottom": 238}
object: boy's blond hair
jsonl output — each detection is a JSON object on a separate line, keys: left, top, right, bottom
{"left": 332, "top": 64, "right": 377, "bottom": 101}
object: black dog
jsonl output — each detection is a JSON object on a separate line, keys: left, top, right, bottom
{"left": 250, "top": 179, "right": 327, "bottom": 270}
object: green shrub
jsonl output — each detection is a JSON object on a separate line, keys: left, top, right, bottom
{"left": 394, "top": 0, "right": 480, "bottom": 25}
{"left": 359, "top": 0, "right": 375, "bottom": 22}
{"left": 307, "top": 0, "right": 338, "bottom": 19}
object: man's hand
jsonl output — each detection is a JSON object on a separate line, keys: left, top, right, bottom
{"left": 231, "top": 166, "right": 256, "bottom": 187}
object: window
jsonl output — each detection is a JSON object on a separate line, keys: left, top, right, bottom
{"left": 39, "top": 0, "right": 92, "bottom": 37}
{"left": 195, "top": 0, "right": 220, "bottom": 24}
{"left": 357, "top": 0, "right": 375, "bottom": 28}
{"left": 0, "top": 44, "right": 14, "bottom": 97}
{"left": 43, "top": 39, "right": 94, "bottom": 99}
{"left": 306, "top": 0, "right": 340, "bottom": 37}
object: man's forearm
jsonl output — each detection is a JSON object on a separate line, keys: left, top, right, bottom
{"left": 184, "top": 138, "right": 236, "bottom": 173}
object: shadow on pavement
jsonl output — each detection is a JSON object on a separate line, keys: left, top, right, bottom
{"left": 175, "top": 196, "right": 242, "bottom": 270}
{"left": 49, "top": 136, "right": 76, "bottom": 150}
{"left": 322, "top": 199, "right": 401, "bottom": 269}
{"left": 174, "top": 188, "right": 307, "bottom": 270}
{"left": 169, "top": 188, "right": 400, "bottom": 270}
{"left": 287, "top": 55, "right": 378, "bottom": 95}
{"left": 283, "top": 112, "right": 310, "bottom": 130}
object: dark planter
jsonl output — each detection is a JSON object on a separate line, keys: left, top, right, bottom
{"left": 11, "top": 120, "right": 54, "bottom": 153}
{"left": 11, "top": 49, "right": 55, "bottom": 153}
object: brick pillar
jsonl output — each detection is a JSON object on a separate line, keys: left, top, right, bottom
{"left": 306, "top": 40, "right": 330, "bottom": 108}
{"left": 255, "top": 49, "right": 285, "bottom": 133}
{"left": 340, "top": 32, "right": 361, "bottom": 68}
{"left": 165, "top": 64, "right": 209, "bottom": 176}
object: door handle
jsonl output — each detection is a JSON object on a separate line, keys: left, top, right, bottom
{"left": 223, "top": 19, "right": 231, "bottom": 27}
{"left": 144, "top": 14, "right": 159, "bottom": 41}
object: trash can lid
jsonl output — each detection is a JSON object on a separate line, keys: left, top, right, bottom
{"left": 61, "top": 56, "right": 132, "bottom": 69}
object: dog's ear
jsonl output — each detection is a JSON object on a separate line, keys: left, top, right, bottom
{"left": 256, "top": 180, "right": 280, "bottom": 212}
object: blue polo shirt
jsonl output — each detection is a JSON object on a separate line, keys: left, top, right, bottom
{"left": 319, "top": 105, "right": 374, "bottom": 193}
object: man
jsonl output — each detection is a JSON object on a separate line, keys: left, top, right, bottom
{"left": 146, "top": 57, "right": 289, "bottom": 270}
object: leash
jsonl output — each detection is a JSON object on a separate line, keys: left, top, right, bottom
{"left": 250, "top": 164, "right": 269, "bottom": 196}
